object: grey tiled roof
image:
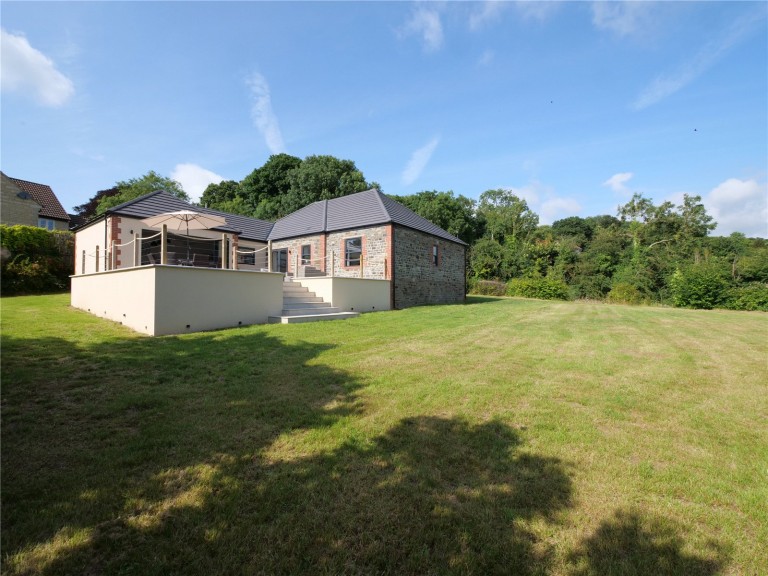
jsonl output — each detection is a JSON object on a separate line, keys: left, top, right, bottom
{"left": 269, "top": 189, "right": 466, "bottom": 245}
{"left": 99, "top": 190, "right": 274, "bottom": 242}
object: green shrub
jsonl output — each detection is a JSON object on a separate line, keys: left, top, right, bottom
{"left": 0, "top": 225, "right": 74, "bottom": 295}
{"left": 668, "top": 264, "right": 730, "bottom": 309}
{"left": 506, "top": 277, "right": 570, "bottom": 301}
{"left": 723, "top": 283, "right": 768, "bottom": 311}
{"left": 468, "top": 279, "right": 507, "bottom": 296}
{"left": 607, "top": 282, "right": 644, "bottom": 305}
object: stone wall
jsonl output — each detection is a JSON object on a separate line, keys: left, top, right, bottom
{"left": 1, "top": 174, "right": 41, "bottom": 227}
{"left": 393, "top": 226, "right": 466, "bottom": 308}
{"left": 326, "top": 225, "right": 390, "bottom": 279}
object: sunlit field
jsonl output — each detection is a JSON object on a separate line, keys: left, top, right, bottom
{"left": 2, "top": 294, "right": 766, "bottom": 575}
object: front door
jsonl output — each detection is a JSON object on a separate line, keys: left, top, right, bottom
{"left": 272, "top": 249, "right": 288, "bottom": 273}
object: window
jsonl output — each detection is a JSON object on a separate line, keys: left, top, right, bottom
{"left": 38, "top": 218, "right": 55, "bottom": 231}
{"left": 345, "top": 237, "right": 362, "bottom": 266}
{"left": 433, "top": 244, "right": 439, "bottom": 266}
{"left": 238, "top": 252, "right": 256, "bottom": 266}
{"left": 301, "top": 244, "right": 311, "bottom": 265}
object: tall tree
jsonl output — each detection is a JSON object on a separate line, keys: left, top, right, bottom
{"left": 389, "top": 190, "right": 480, "bottom": 244}
{"left": 281, "top": 155, "right": 370, "bottom": 216}
{"left": 477, "top": 189, "right": 539, "bottom": 245}
{"left": 96, "top": 171, "right": 189, "bottom": 215}
{"left": 200, "top": 180, "right": 242, "bottom": 211}
{"left": 72, "top": 187, "right": 120, "bottom": 220}
{"left": 240, "top": 153, "right": 302, "bottom": 220}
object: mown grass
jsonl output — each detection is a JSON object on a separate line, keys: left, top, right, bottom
{"left": 1, "top": 294, "right": 766, "bottom": 575}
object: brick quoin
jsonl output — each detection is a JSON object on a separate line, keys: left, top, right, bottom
{"left": 109, "top": 217, "right": 122, "bottom": 268}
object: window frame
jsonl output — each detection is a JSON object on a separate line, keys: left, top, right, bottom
{"left": 301, "top": 244, "right": 312, "bottom": 265}
{"left": 432, "top": 244, "right": 439, "bottom": 266}
{"left": 344, "top": 236, "right": 362, "bottom": 267}
{"left": 38, "top": 218, "right": 55, "bottom": 231}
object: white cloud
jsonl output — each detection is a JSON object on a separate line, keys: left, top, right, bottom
{"left": 495, "top": 179, "right": 581, "bottom": 225}
{"left": 402, "top": 136, "right": 440, "bottom": 186}
{"left": 246, "top": 72, "right": 286, "bottom": 154}
{"left": 540, "top": 197, "right": 582, "bottom": 225}
{"left": 514, "top": 1, "right": 559, "bottom": 22}
{"left": 469, "top": 2, "right": 507, "bottom": 31}
{"left": 591, "top": 2, "right": 654, "bottom": 37}
{"left": 171, "top": 163, "right": 226, "bottom": 204}
{"left": 705, "top": 178, "right": 768, "bottom": 238}
{"left": 478, "top": 49, "right": 495, "bottom": 67}
{"left": 0, "top": 28, "right": 74, "bottom": 107}
{"left": 603, "top": 172, "right": 634, "bottom": 195}
{"left": 632, "top": 9, "right": 765, "bottom": 110}
{"left": 401, "top": 7, "right": 443, "bottom": 52}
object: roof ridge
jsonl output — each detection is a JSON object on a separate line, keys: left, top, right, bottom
{"left": 370, "top": 188, "right": 393, "bottom": 223}
{"left": 108, "top": 189, "right": 167, "bottom": 213}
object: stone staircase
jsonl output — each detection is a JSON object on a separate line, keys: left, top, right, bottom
{"left": 268, "top": 279, "right": 360, "bottom": 324}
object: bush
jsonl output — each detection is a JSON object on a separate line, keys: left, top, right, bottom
{"left": 607, "top": 282, "right": 644, "bottom": 305}
{"left": 0, "top": 225, "right": 74, "bottom": 295}
{"left": 668, "top": 264, "right": 730, "bottom": 309}
{"left": 468, "top": 279, "right": 507, "bottom": 296}
{"left": 506, "top": 277, "right": 570, "bottom": 301}
{"left": 723, "top": 283, "right": 768, "bottom": 311}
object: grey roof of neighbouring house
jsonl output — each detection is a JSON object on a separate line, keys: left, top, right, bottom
{"left": 268, "top": 189, "right": 467, "bottom": 245}
{"left": 78, "top": 190, "right": 274, "bottom": 242}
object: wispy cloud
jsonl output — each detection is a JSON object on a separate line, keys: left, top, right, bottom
{"left": 402, "top": 136, "right": 440, "bottom": 186}
{"left": 591, "top": 2, "right": 654, "bottom": 38}
{"left": 0, "top": 28, "right": 74, "bottom": 107}
{"left": 400, "top": 7, "right": 443, "bottom": 52}
{"left": 632, "top": 9, "right": 765, "bottom": 110}
{"left": 246, "top": 72, "right": 286, "bottom": 154}
{"left": 478, "top": 49, "right": 495, "bottom": 67}
{"left": 603, "top": 172, "right": 634, "bottom": 195}
{"left": 706, "top": 177, "right": 768, "bottom": 237}
{"left": 497, "top": 179, "right": 580, "bottom": 225}
{"left": 469, "top": 1, "right": 506, "bottom": 31}
{"left": 514, "top": 1, "right": 560, "bottom": 23}
{"left": 171, "top": 163, "right": 225, "bottom": 204}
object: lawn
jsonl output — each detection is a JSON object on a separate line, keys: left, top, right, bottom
{"left": 2, "top": 294, "right": 766, "bottom": 575}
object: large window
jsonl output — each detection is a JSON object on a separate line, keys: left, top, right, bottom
{"left": 345, "top": 237, "right": 362, "bottom": 266}
{"left": 301, "top": 244, "right": 311, "bottom": 265}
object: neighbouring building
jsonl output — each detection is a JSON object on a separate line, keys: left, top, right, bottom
{"left": 0, "top": 172, "right": 71, "bottom": 230}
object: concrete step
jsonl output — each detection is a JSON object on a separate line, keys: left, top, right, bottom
{"left": 268, "top": 312, "right": 359, "bottom": 324}
{"left": 282, "top": 300, "right": 334, "bottom": 310}
{"left": 283, "top": 296, "right": 324, "bottom": 304}
{"left": 281, "top": 306, "right": 342, "bottom": 316}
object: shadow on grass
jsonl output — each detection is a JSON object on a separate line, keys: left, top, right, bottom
{"left": 567, "top": 509, "right": 727, "bottom": 576}
{"left": 2, "top": 324, "right": 574, "bottom": 575}
{"left": 463, "top": 295, "right": 508, "bottom": 305}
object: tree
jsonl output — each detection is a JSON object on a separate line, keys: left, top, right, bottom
{"left": 72, "top": 187, "right": 121, "bottom": 220}
{"left": 477, "top": 189, "right": 539, "bottom": 245}
{"left": 240, "top": 153, "right": 302, "bottom": 220}
{"left": 96, "top": 171, "right": 189, "bottom": 215}
{"left": 200, "top": 180, "right": 242, "bottom": 211}
{"left": 389, "top": 190, "right": 480, "bottom": 244}
{"left": 281, "top": 155, "right": 371, "bottom": 216}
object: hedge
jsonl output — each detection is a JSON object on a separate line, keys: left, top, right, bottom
{"left": 0, "top": 225, "right": 74, "bottom": 295}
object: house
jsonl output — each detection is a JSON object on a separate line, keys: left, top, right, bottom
{"left": 0, "top": 172, "right": 71, "bottom": 230}
{"left": 71, "top": 188, "right": 467, "bottom": 335}
{"left": 74, "top": 190, "right": 273, "bottom": 275}
{"left": 268, "top": 188, "right": 467, "bottom": 309}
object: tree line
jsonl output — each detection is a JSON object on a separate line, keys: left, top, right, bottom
{"left": 72, "top": 155, "right": 767, "bottom": 311}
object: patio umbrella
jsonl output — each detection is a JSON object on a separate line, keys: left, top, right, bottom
{"left": 141, "top": 210, "right": 227, "bottom": 236}
{"left": 141, "top": 210, "right": 228, "bottom": 263}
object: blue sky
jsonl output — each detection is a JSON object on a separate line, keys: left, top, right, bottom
{"left": 2, "top": 1, "right": 766, "bottom": 236}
